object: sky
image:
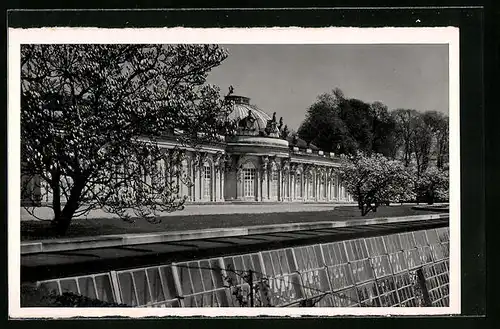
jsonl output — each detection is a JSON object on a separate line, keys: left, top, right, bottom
{"left": 206, "top": 44, "right": 449, "bottom": 130}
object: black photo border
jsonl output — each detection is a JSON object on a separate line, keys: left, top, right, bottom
{"left": 3, "top": 2, "right": 493, "bottom": 329}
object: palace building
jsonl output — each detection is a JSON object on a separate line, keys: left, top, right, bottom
{"left": 25, "top": 94, "right": 353, "bottom": 206}
{"left": 158, "top": 94, "right": 352, "bottom": 204}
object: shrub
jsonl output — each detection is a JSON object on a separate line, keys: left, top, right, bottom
{"left": 21, "top": 283, "right": 128, "bottom": 307}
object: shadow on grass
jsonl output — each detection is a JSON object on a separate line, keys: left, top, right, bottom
{"left": 21, "top": 205, "right": 445, "bottom": 241}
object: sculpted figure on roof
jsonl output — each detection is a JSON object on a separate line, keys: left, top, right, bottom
{"left": 238, "top": 110, "right": 256, "bottom": 132}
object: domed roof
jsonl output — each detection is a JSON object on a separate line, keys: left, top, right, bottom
{"left": 226, "top": 95, "right": 272, "bottom": 134}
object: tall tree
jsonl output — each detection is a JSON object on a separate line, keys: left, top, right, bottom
{"left": 392, "top": 109, "right": 419, "bottom": 167}
{"left": 338, "top": 98, "right": 374, "bottom": 153}
{"left": 298, "top": 91, "right": 357, "bottom": 154}
{"left": 422, "top": 111, "right": 449, "bottom": 169}
{"left": 298, "top": 88, "right": 394, "bottom": 156}
{"left": 21, "top": 44, "right": 231, "bottom": 234}
{"left": 370, "top": 101, "right": 398, "bottom": 158}
{"left": 411, "top": 114, "right": 433, "bottom": 176}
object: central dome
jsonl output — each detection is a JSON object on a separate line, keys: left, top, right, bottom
{"left": 225, "top": 95, "right": 272, "bottom": 134}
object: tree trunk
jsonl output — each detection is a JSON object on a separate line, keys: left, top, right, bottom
{"left": 51, "top": 178, "right": 86, "bottom": 235}
{"left": 50, "top": 170, "right": 64, "bottom": 234}
{"left": 361, "top": 203, "right": 372, "bottom": 216}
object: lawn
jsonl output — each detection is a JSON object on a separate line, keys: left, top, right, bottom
{"left": 20, "top": 205, "right": 446, "bottom": 241}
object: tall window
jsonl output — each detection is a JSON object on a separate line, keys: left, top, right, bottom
{"left": 295, "top": 174, "right": 302, "bottom": 199}
{"left": 203, "top": 163, "right": 211, "bottom": 199}
{"left": 308, "top": 174, "right": 314, "bottom": 199}
{"left": 243, "top": 168, "right": 256, "bottom": 197}
{"left": 270, "top": 170, "right": 278, "bottom": 200}
{"left": 320, "top": 174, "right": 326, "bottom": 199}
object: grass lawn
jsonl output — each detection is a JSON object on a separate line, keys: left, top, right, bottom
{"left": 21, "top": 205, "right": 446, "bottom": 241}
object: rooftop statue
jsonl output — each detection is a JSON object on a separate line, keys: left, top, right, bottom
{"left": 266, "top": 112, "right": 280, "bottom": 137}
{"left": 281, "top": 125, "right": 289, "bottom": 139}
{"left": 238, "top": 109, "right": 256, "bottom": 131}
{"left": 278, "top": 117, "right": 284, "bottom": 131}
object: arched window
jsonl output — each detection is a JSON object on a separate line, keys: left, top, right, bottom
{"left": 203, "top": 162, "right": 212, "bottom": 200}
{"left": 242, "top": 162, "right": 256, "bottom": 198}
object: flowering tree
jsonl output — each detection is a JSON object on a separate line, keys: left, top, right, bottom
{"left": 416, "top": 167, "right": 449, "bottom": 204}
{"left": 339, "top": 153, "right": 414, "bottom": 216}
{"left": 21, "top": 44, "right": 233, "bottom": 234}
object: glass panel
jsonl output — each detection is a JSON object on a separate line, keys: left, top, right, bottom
{"left": 399, "top": 233, "right": 416, "bottom": 249}
{"left": 177, "top": 264, "right": 195, "bottom": 295}
{"left": 370, "top": 255, "right": 392, "bottom": 278}
{"left": 383, "top": 235, "right": 402, "bottom": 253}
{"left": 356, "top": 282, "right": 378, "bottom": 306}
{"left": 374, "top": 277, "right": 399, "bottom": 307}
{"left": 118, "top": 272, "right": 137, "bottom": 306}
{"left": 251, "top": 254, "right": 264, "bottom": 278}
{"left": 436, "top": 227, "right": 450, "bottom": 243}
{"left": 277, "top": 249, "right": 291, "bottom": 273}
{"left": 94, "top": 274, "right": 115, "bottom": 303}
{"left": 188, "top": 262, "right": 204, "bottom": 293}
{"left": 132, "top": 270, "right": 151, "bottom": 305}
{"left": 232, "top": 256, "right": 245, "bottom": 284}
{"left": 327, "top": 263, "right": 353, "bottom": 290}
{"left": 332, "top": 287, "right": 359, "bottom": 307}
{"left": 389, "top": 251, "right": 408, "bottom": 273}
{"left": 418, "top": 246, "right": 434, "bottom": 264}
{"left": 406, "top": 248, "right": 423, "bottom": 269}
{"left": 267, "top": 273, "right": 303, "bottom": 306}
{"left": 314, "top": 245, "right": 325, "bottom": 267}
{"left": 301, "top": 268, "right": 329, "bottom": 298}
{"left": 222, "top": 257, "right": 238, "bottom": 282}
{"left": 77, "top": 276, "right": 97, "bottom": 300}
{"left": 209, "top": 259, "right": 225, "bottom": 288}
{"left": 200, "top": 260, "right": 215, "bottom": 290}
{"left": 350, "top": 259, "right": 374, "bottom": 283}
{"left": 413, "top": 231, "right": 428, "bottom": 246}
{"left": 38, "top": 281, "right": 60, "bottom": 295}
{"left": 160, "top": 266, "right": 178, "bottom": 300}
{"left": 60, "top": 278, "right": 78, "bottom": 295}
{"left": 270, "top": 250, "right": 282, "bottom": 275}
{"left": 146, "top": 268, "right": 165, "bottom": 303}
{"left": 426, "top": 229, "right": 440, "bottom": 245}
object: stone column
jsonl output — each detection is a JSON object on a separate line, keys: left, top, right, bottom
{"left": 212, "top": 163, "right": 216, "bottom": 202}
{"left": 236, "top": 167, "right": 243, "bottom": 200}
{"left": 256, "top": 166, "right": 261, "bottom": 201}
{"left": 315, "top": 170, "right": 319, "bottom": 202}
{"left": 327, "top": 168, "right": 332, "bottom": 201}
{"left": 192, "top": 153, "right": 199, "bottom": 202}
{"left": 282, "top": 160, "right": 290, "bottom": 202}
{"left": 261, "top": 156, "right": 269, "bottom": 201}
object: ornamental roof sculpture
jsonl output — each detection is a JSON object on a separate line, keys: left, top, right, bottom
{"left": 225, "top": 93, "right": 288, "bottom": 139}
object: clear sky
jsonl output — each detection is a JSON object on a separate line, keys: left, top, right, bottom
{"left": 206, "top": 44, "right": 449, "bottom": 130}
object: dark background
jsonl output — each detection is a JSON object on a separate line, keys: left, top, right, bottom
{"left": 4, "top": 1, "right": 495, "bottom": 328}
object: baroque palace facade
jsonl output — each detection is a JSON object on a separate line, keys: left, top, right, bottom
{"left": 28, "top": 94, "right": 352, "bottom": 205}
{"left": 161, "top": 94, "right": 352, "bottom": 204}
